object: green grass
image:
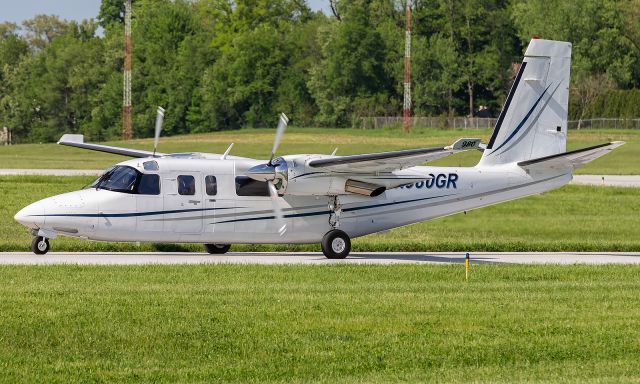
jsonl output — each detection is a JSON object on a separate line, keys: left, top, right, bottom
{"left": 1, "top": 127, "right": 638, "bottom": 174}
{"left": 0, "top": 264, "right": 639, "bottom": 383}
{"left": 2, "top": 175, "right": 639, "bottom": 252}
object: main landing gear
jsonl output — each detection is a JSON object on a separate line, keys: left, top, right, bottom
{"left": 32, "top": 236, "right": 50, "bottom": 255}
{"left": 204, "top": 244, "right": 231, "bottom": 254}
{"left": 322, "top": 196, "right": 351, "bottom": 259}
{"left": 321, "top": 229, "right": 351, "bottom": 259}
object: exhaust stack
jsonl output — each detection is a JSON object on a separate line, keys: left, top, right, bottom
{"left": 345, "top": 179, "right": 386, "bottom": 197}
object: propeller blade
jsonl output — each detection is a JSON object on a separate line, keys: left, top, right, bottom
{"left": 269, "top": 113, "right": 289, "bottom": 165}
{"left": 153, "top": 106, "right": 165, "bottom": 156}
{"left": 268, "top": 182, "right": 287, "bottom": 236}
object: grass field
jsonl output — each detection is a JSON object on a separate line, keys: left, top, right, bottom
{"left": 2, "top": 175, "right": 639, "bottom": 252}
{"left": 0, "top": 128, "right": 638, "bottom": 174}
{"left": 1, "top": 264, "right": 639, "bottom": 383}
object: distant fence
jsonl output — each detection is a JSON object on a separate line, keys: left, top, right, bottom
{"left": 568, "top": 118, "right": 640, "bottom": 129}
{"left": 359, "top": 116, "right": 498, "bottom": 129}
{"left": 359, "top": 117, "right": 640, "bottom": 130}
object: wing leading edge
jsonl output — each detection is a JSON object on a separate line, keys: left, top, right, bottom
{"left": 58, "top": 134, "right": 162, "bottom": 158}
{"left": 307, "top": 138, "right": 481, "bottom": 173}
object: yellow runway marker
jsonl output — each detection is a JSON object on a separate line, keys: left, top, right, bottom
{"left": 465, "top": 252, "right": 470, "bottom": 281}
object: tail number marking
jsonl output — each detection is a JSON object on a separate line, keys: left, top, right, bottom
{"left": 400, "top": 173, "right": 458, "bottom": 190}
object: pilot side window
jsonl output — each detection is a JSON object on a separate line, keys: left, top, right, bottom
{"left": 178, "top": 175, "right": 196, "bottom": 195}
{"left": 138, "top": 174, "right": 160, "bottom": 195}
{"left": 205, "top": 176, "right": 217, "bottom": 196}
{"left": 235, "top": 176, "right": 270, "bottom": 197}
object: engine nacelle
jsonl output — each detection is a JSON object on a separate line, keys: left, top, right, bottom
{"left": 279, "top": 155, "right": 389, "bottom": 197}
{"left": 248, "top": 155, "right": 418, "bottom": 197}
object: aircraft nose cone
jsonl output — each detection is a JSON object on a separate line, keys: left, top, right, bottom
{"left": 14, "top": 202, "right": 45, "bottom": 228}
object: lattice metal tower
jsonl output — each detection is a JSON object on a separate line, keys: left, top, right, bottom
{"left": 122, "top": 0, "right": 132, "bottom": 140}
{"left": 403, "top": 1, "right": 412, "bottom": 133}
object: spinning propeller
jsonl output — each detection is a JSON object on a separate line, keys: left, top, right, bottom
{"left": 247, "top": 113, "right": 290, "bottom": 236}
{"left": 269, "top": 113, "right": 289, "bottom": 165}
{"left": 246, "top": 113, "right": 289, "bottom": 182}
{"left": 153, "top": 106, "right": 165, "bottom": 157}
{"left": 268, "top": 182, "right": 287, "bottom": 236}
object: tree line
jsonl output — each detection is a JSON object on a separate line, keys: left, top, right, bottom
{"left": 1, "top": 0, "right": 639, "bottom": 143}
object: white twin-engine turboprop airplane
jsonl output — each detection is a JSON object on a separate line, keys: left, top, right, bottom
{"left": 15, "top": 39, "right": 624, "bottom": 258}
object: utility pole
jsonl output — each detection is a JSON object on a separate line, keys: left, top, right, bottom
{"left": 403, "top": 1, "right": 412, "bottom": 133}
{"left": 122, "top": 0, "right": 132, "bottom": 140}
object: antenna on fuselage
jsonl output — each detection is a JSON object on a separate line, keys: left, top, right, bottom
{"left": 153, "top": 106, "right": 165, "bottom": 157}
{"left": 221, "top": 143, "right": 234, "bottom": 160}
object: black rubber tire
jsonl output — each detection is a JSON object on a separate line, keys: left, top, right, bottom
{"left": 321, "top": 229, "right": 351, "bottom": 259}
{"left": 32, "top": 237, "right": 50, "bottom": 255}
{"left": 204, "top": 243, "right": 231, "bottom": 254}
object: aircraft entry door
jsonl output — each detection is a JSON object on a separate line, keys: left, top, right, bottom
{"left": 163, "top": 172, "right": 204, "bottom": 233}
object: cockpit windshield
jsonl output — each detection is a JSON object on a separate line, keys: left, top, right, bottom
{"left": 88, "top": 166, "right": 160, "bottom": 195}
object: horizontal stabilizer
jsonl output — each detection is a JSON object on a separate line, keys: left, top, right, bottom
{"left": 59, "top": 134, "right": 84, "bottom": 144}
{"left": 446, "top": 138, "right": 482, "bottom": 151}
{"left": 58, "top": 134, "right": 163, "bottom": 158}
{"left": 518, "top": 141, "right": 625, "bottom": 170}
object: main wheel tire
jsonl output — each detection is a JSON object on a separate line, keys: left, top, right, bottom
{"left": 204, "top": 243, "right": 231, "bottom": 254}
{"left": 32, "top": 236, "right": 50, "bottom": 255}
{"left": 321, "top": 229, "right": 351, "bottom": 259}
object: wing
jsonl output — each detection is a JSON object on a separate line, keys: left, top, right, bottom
{"left": 518, "top": 142, "right": 625, "bottom": 171}
{"left": 58, "top": 134, "right": 162, "bottom": 158}
{"left": 307, "top": 138, "right": 481, "bottom": 173}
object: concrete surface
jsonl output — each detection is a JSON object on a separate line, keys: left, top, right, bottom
{"left": 1, "top": 252, "right": 639, "bottom": 265}
{"left": 0, "top": 169, "right": 102, "bottom": 176}
{"left": 571, "top": 175, "right": 640, "bottom": 187}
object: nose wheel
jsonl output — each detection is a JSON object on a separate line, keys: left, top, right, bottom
{"left": 32, "top": 236, "right": 50, "bottom": 255}
{"left": 321, "top": 229, "right": 351, "bottom": 259}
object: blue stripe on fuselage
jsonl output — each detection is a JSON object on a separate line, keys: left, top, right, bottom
{"left": 30, "top": 207, "right": 233, "bottom": 218}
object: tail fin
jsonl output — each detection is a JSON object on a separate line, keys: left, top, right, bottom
{"left": 479, "top": 39, "right": 572, "bottom": 166}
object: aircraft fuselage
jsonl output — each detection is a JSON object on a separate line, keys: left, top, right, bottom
{"left": 15, "top": 156, "right": 571, "bottom": 244}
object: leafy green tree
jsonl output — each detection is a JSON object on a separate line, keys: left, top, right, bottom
{"left": 0, "top": 34, "right": 30, "bottom": 138}
{"left": 130, "top": 0, "right": 202, "bottom": 137}
{"left": 201, "top": 24, "right": 290, "bottom": 128}
{"left": 98, "top": 0, "right": 139, "bottom": 27}
{"left": 21, "top": 15, "right": 70, "bottom": 50}
{"left": 309, "top": 2, "right": 392, "bottom": 126}
{"left": 512, "top": 0, "right": 639, "bottom": 87}
{"left": 3, "top": 0, "right": 640, "bottom": 142}
{"left": 0, "top": 22, "right": 20, "bottom": 39}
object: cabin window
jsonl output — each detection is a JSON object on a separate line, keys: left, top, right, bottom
{"left": 90, "top": 165, "right": 161, "bottom": 195}
{"left": 143, "top": 161, "right": 159, "bottom": 171}
{"left": 138, "top": 174, "right": 160, "bottom": 195}
{"left": 178, "top": 175, "right": 196, "bottom": 195}
{"left": 235, "top": 176, "right": 270, "bottom": 197}
{"left": 93, "top": 166, "right": 138, "bottom": 193}
{"left": 205, "top": 176, "right": 217, "bottom": 196}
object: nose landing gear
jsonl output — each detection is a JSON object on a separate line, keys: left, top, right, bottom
{"left": 32, "top": 236, "right": 50, "bottom": 255}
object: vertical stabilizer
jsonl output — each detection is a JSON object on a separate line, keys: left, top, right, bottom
{"left": 479, "top": 39, "right": 571, "bottom": 166}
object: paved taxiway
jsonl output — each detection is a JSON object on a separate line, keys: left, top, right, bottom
{"left": 1, "top": 252, "right": 639, "bottom": 265}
